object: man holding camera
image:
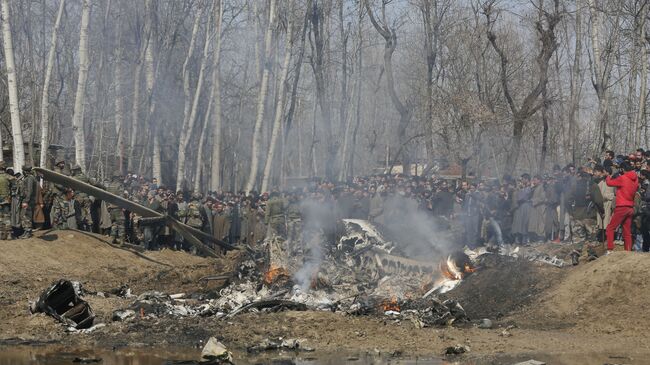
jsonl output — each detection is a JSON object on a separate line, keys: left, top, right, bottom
{"left": 605, "top": 161, "right": 639, "bottom": 252}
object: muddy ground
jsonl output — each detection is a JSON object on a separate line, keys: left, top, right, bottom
{"left": 1, "top": 230, "right": 650, "bottom": 364}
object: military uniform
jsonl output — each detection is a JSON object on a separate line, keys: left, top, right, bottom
{"left": 285, "top": 197, "right": 302, "bottom": 248}
{"left": 265, "top": 195, "right": 287, "bottom": 238}
{"left": 106, "top": 174, "right": 126, "bottom": 243}
{"left": 19, "top": 167, "right": 37, "bottom": 237}
{"left": 49, "top": 161, "right": 69, "bottom": 229}
{"left": 186, "top": 199, "right": 204, "bottom": 229}
{"left": 109, "top": 204, "right": 126, "bottom": 244}
{"left": 70, "top": 165, "right": 94, "bottom": 231}
{"left": 0, "top": 166, "right": 12, "bottom": 239}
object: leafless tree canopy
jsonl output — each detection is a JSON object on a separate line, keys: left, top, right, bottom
{"left": 0, "top": 0, "right": 648, "bottom": 190}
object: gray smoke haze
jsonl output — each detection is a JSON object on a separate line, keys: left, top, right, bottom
{"left": 292, "top": 198, "right": 338, "bottom": 291}
{"left": 379, "top": 195, "right": 455, "bottom": 261}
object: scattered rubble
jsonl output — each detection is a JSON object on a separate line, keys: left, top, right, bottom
{"left": 478, "top": 318, "right": 493, "bottom": 329}
{"left": 246, "top": 337, "right": 314, "bottom": 353}
{"left": 111, "top": 309, "right": 136, "bottom": 322}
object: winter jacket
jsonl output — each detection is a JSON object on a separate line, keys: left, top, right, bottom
{"left": 606, "top": 171, "right": 639, "bottom": 207}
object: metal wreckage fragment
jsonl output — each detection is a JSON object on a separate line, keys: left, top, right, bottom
{"left": 30, "top": 279, "right": 95, "bottom": 329}
{"left": 33, "top": 167, "right": 238, "bottom": 257}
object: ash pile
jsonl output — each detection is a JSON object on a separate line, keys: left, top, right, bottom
{"left": 112, "top": 217, "right": 477, "bottom": 327}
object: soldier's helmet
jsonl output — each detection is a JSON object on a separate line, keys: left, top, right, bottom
{"left": 55, "top": 160, "right": 65, "bottom": 168}
{"left": 71, "top": 165, "right": 82, "bottom": 172}
{"left": 22, "top": 165, "right": 32, "bottom": 172}
{"left": 191, "top": 191, "right": 202, "bottom": 200}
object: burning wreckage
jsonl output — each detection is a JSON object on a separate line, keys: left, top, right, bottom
{"left": 28, "top": 169, "right": 573, "bottom": 336}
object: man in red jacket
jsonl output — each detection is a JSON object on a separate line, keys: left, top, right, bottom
{"left": 605, "top": 161, "right": 639, "bottom": 252}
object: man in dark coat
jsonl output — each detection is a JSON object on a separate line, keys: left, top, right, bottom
{"left": 511, "top": 174, "right": 533, "bottom": 244}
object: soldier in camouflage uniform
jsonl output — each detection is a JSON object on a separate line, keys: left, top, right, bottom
{"left": 70, "top": 165, "right": 94, "bottom": 231}
{"left": 0, "top": 164, "right": 12, "bottom": 239}
{"left": 106, "top": 172, "right": 126, "bottom": 244}
{"left": 185, "top": 193, "right": 204, "bottom": 230}
{"left": 265, "top": 192, "right": 287, "bottom": 238}
{"left": 108, "top": 203, "right": 126, "bottom": 244}
{"left": 285, "top": 191, "right": 302, "bottom": 253}
{"left": 265, "top": 192, "right": 288, "bottom": 271}
{"left": 49, "top": 160, "right": 69, "bottom": 229}
{"left": 18, "top": 166, "right": 37, "bottom": 238}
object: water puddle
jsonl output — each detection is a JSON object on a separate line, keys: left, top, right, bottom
{"left": 0, "top": 346, "right": 646, "bottom": 365}
{"left": 0, "top": 346, "right": 445, "bottom": 365}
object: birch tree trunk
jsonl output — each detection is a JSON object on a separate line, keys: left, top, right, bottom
{"left": 145, "top": 36, "right": 161, "bottom": 182}
{"left": 128, "top": 46, "right": 144, "bottom": 172}
{"left": 633, "top": 3, "right": 648, "bottom": 147}
{"left": 71, "top": 0, "right": 91, "bottom": 172}
{"left": 39, "top": 0, "right": 65, "bottom": 167}
{"left": 1, "top": 0, "right": 24, "bottom": 168}
{"left": 176, "top": 10, "right": 213, "bottom": 191}
{"left": 194, "top": 90, "right": 213, "bottom": 193}
{"left": 115, "top": 36, "right": 125, "bottom": 174}
{"left": 245, "top": 0, "right": 277, "bottom": 193}
{"left": 209, "top": 0, "right": 224, "bottom": 192}
{"left": 261, "top": 7, "right": 294, "bottom": 193}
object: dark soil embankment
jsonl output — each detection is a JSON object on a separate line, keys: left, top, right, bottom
{"left": 440, "top": 254, "right": 562, "bottom": 320}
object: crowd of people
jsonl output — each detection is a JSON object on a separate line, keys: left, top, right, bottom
{"left": 1, "top": 149, "right": 649, "bottom": 255}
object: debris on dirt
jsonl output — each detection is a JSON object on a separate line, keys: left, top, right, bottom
{"left": 500, "top": 324, "right": 516, "bottom": 337}
{"left": 200, "top": 337, "right": 233, "bottom": 364}
{"left": 29, "top": 279, "right": 95, "bottom": 329}
{"left": 66, "top": 323, "right": 106, "bottom": 334}
{"left": 107, "top": 284, "right": 133, "bottom": 298}
{"left": 112, "top": 309, "right": 136, "bottom": 322}
{"left": 444, "top": 344, "right": 470, "bottom": 355}
{"left": 513, "top": 360, "right": 546, "bottom": 365}
{"left": 246, "top": 337, "right": 314, "bottom": 353}
{"left": 478, "top": 318, "right": 493, "bottom": 329}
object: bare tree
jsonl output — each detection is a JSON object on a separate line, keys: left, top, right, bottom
{"left": 245, "top": 0, "right": 277, "bottom": 193}
{"left": 365, "top": 0, "right": 413, "bottom": 174}
{"left": 261, "top": 1, "right": 295, "bottom": 193}
{"left": 568, "top": 0, "right": 583, "bottom": 163}
{"left": 484, "top": 0, "right": 561, "bottom": 174}
{"left": 309, "top": 0, "right": 337, "bottom": 180}
{"left": 418, "top": 0, "right": 449, "bottom": 167}
{"left": 40, "top": 0, "right": 66, "bottom": 167}
{"left": 588, "top": 0, "right": 621, "bottom": 152}
{"left": 71, "top": 0, "right": 91, "bottom": 172}
{"left": 210, "top": 0, "right": 224, "bottom": 192}
{"left": 1, "top": 0, "right": 24, "bottom": 169}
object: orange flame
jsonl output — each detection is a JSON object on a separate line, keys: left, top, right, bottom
{"left": 464, "top": 263, "right": 477, "bottom": 274}
{"left": 380, "top": 296, "right": 400, "bottom": 312}
{"left": 264, "top": 266, "right": 289, "bottom": 285}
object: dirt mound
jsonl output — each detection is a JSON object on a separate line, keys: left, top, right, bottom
{"left": 525, "top": 251, "right": 650, "bottom": 332}
{"left": 441, "top": 254, "right": 562, "bottom": 320}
